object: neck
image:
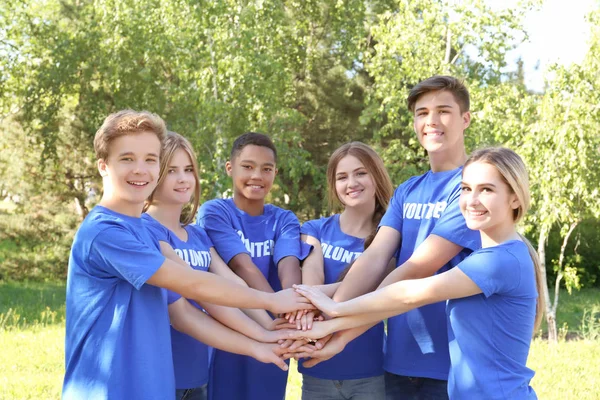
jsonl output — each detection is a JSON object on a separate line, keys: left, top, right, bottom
{"left": 429, "top": 148, "right": 467, "bottom": 173}
{"left": 233, "top": 194, "right": 264, "bottom": 216}
{"left": 479, "top": 224, "right": 520, "bottom": 248}
{"left": 99, "top": 196, "right": 144, "bottom": 218}
{"left": 146, "top": 203, "right": 185, "bottom": 232}
{"left": 339, "top": 204, "right": 375, "bottom": 238}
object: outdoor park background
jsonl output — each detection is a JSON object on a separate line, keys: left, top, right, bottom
{"left": 1, "top": 0, "right": 599, "bottom": 399}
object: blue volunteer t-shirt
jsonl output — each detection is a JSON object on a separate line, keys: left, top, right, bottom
{"left": 298, "top": 214, "right": 385, "bottom": 380}
{"left": 63, "top": 206, "right": 172, "bottom": 400}
{"left": 142, "top": 213, "right": 213, "bottom": 390}
{"left": 447, "top": 240, "right": 538, "bottom": 399}
{"left": 380, "top": 167, "right": 481, "bottom": 380}
{"left": 197, "top": 198, "right": 310, "bottom": 400}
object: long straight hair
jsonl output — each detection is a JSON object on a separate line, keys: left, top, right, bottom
{"left": 464, "top": 147, "right": 545, "bottom": 332}
{"left": 144, "top": 131, "right": 201, "bottom": 225}
{"left": 326, "top": 142, "right": 394, "bottom": 249}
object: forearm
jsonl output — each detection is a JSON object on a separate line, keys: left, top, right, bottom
{"left": 326, "top": 310, "right": 392, "bottom": 333}
{"left": 171, "top": 301, "right": 262, "bottom": 357}
{"left": 315, "top": 282, "right": 341, "bottom": 297}
{"left": 230, "top": 254, "right": 275, "bottom": 292}
{"left": 278, "top": 256, "right": 302, "bottom": 289}
{"left": 301, "top": 241, "right": 325, "bottom": 286}
{"left": 201, "top": 302, "right": 269, "bottom": 341}
{"left": 179, "top": 269, "right": 271, "bottom": 309}
{"left": 241, "top": 308, "right": 274, "bottom": 329}
{"left": 333, "top": 281, "right": 417, "bottom": 317}
{"left": 332, "top": 252, "right": 390, "bottom": 302}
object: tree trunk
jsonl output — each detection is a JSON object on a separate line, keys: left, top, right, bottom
{"left": 537, "top": 225, "right": 556, "bottom": 343}
{"left": 546, "top": 311, "right": 557, "bottom": 343}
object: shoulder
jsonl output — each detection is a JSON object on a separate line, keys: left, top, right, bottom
{"left": 267, "top": 204, "right": 298, "bottom": 222}
{"left": 198, "top": 198, "right": 234, "bottom": 218}
{"left": 463, "top": 241, "right": 528, "bottom": 274}
{"left": 302, "top": 215, "right": 334, "bottom": 234}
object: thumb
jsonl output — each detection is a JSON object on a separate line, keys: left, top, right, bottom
{"left": 273, "top": 356, "right": 289, "bottom": 371}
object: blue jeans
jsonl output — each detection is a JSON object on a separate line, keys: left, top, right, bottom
{"left": 176, "top": 384, "right": 208, "bottom": 400}
{"left": 385, "top": 372, "right": 448, "bottom": 400}
{"left": 302, "top": 374, "right": 385, "bottom": 400}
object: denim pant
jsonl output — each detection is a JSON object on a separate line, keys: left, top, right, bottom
{"left": 385, "top": 372, "right": 448, "bottom": 400}
{"left": 175, "top": 384, "right": 208, "bottom": 400}
{"left": 302, "top": 374, "right": 385, "bottom": 400}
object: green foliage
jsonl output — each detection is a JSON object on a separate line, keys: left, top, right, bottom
{"left": 0, "top": 206, "right": 76, "bottom": 281}
{"left": 0, "top": 0, "right": 599, "bottom": 291}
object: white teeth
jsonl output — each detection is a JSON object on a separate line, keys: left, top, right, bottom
{"left": 469, "top": 210, "right": 486, "bottom": 216}
{"left": 249, "top": 185, "right": 262, "bottom": 189}
{"left": 128, "top": 181, "right": 147, "bottom": 186}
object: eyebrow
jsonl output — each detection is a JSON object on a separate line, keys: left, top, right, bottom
{"left": 240, "top": 159, "right": 275, "bottom": 167}
{"left": 168, "top": 164, "right": 194, "bottom": 168}
{"left": 118, "top": 152, "right": 160, "bottom": 158}
{"left": 415, "top": 104, "right": 454, "bottom": 113}
{"left": 461, "top": 181, "right": 497, "bottom": 188}
{"left": 336, "top": 167, "right": 367, "bottom": 176}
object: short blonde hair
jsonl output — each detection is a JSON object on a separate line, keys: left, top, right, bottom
{"left": 94, "top": 109, "right": 167, "bottom": 160}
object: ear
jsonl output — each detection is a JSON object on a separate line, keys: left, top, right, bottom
{"left": 462, "top": 111, "right": 471, "bottom": 130}
{"left": 97, "top": 159, "right": 108, "bottom": 177}
{"left": 510, "top": 194, "right": 520, "bottom": 210}
{"left": 274, "top": 167, "right": 279, "bottom": 177}
{"left": 225, "top": 160, "right": 233, "bottom": 177}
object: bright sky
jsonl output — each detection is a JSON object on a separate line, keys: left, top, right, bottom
{"left": 504, "top": 0, "right": 597, "bottom": 91}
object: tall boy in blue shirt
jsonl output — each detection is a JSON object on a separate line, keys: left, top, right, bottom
{"left": 63, "top": 111, "right": 312, "bottom": 400}
{"left": 197, "top": 132, "right": 309, "bottom": 400}
{"left": 303, "top": 76, "right": 481, "bottom": 400}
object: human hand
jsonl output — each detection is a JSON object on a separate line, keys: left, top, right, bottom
{"left": 268, "top": 317, "right": 298, "bottom": 331}
{"left": 278, "top": 338, "right": 317, "bottom": 359}
{"left": 283, "top": 319, "right": 336, "bottom": 341}
{"left": 251, "top": 342, "right": 290, "bottom": 371}
{"left": 283, "top": 333, "right": 346, "bottom": 367}
{"left": 299, "top": 310, "right": 324, "bottom": 331}
{"left": 268, "top": 289, "right": 315, "bottom": 315}
{"left": 293, "top": 285, "right": 340, "bottom": 317}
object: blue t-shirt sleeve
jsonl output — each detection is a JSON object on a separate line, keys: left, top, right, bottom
{"left": 88, "top": 227, "right": 166, "bottom": 290}
{"left": 197, "top": 201, "right": 250, "bottom": 264}
{"left": 380, "top": 184, "right": 406, "bottom": 232}
{"left": 274, "top": 210, "right": 310, "bottom": 264}
{"left": 143, "top": 216, "right": 170, "bottom": 243}
{"left": 167, "top": 290, "right": 183, "bottom": 305}
{"left": 301, "top": 218, "right": 323, "bottom": 238}
{"left": 431, "top": 187, "right": 480, "bottom": 251}
{"left": 458, "top": 248, "right": 520, "bottom": 297}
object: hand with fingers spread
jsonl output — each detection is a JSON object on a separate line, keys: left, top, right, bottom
{"left": 269, "top": 288, "right": 315, "bottom": 315}
{"left": 293, "top": 284, "right": 341, "bottom": 317}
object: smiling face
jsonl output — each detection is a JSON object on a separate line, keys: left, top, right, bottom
{"left": 226, "top": 144, "right": 277, "bottom": 205}
{"left": 153, "top": 148, "right": 196, "bottom": 206}
{"left": 98, "top": 131, "right": 161, "bottom": 216}
{"left": 413, "top": 90, "right": 470, "bottom": 157}
{"left": 459, "top": 161, "right": 520, "bottom": 242}
{"left": 334, "top": 155, "right": 376, "bottom": 210}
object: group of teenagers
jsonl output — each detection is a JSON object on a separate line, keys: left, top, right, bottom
{"left": 62, "top": 75, "right": 544, "bottom": 400}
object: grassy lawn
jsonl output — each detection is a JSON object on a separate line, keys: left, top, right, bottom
{"left": 0, "top": 281, "right": 599, "bottom": 399}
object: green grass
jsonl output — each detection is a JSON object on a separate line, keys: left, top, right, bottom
{"left": 0, "top": 282, "right": 599, "bottom": 399}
